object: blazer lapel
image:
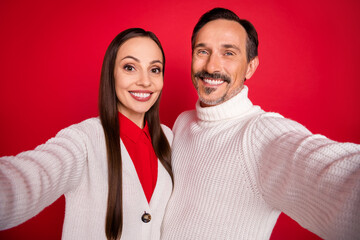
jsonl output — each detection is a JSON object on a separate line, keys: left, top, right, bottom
{"left": 120, "top": 140, "right": 149, "bottom": 206}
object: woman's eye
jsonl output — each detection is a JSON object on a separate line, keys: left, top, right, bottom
{"left": 151, "top": 67, "right": 161, "bottom": 74}
{"left": 124, "top": 65, "right": 135, "bottom": 71}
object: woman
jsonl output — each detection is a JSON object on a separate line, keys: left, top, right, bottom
{"left": 0, "top": 28, "right": 173, "bottom": 240}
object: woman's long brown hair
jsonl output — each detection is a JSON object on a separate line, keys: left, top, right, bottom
{"left": 98, "top": 28, "right": 173, "bottom": 240}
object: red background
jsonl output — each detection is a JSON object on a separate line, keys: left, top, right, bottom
{"left": 1, "top": 0, "right": 359, "bottom": 239}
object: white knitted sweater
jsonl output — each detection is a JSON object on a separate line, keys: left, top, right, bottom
{"left": 161, "top": 86, "right": 360, "bottom": 240}
{"left": 0, "top": 118, "right": 173, "bottom": 239}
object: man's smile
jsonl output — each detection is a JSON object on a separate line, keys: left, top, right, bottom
{"left": 203, "top": 78, "right": 225, "bottom": 86}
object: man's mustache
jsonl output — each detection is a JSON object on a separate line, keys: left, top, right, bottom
{"left": 194, "top": 71, "right": 231, "bottom": 83}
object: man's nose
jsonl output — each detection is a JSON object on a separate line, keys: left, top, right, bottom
{"left": 205, "top": 53, "right": 221, "bottom": 73}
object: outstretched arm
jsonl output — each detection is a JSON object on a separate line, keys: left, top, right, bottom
{"left": 251, "top": 114, "right": 360, "bottom": 239}
{"left": 0, "top": 123, "right": 88, "bottom": 230}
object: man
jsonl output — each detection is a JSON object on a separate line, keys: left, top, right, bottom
{"left": 161, "top": 8, "right": 360, "bottom": 240}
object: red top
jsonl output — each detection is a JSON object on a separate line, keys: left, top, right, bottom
{"left": 119, "top": 113, "right": 158, "bottom": 203}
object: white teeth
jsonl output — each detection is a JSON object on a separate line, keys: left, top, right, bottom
{"left": 204, "top": 78, "right": 224, "bottom": 85}
{"left": 130, "top": 92, "right": 151, "bottom": 98}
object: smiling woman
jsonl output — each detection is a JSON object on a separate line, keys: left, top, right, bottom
{"left": 0, "top": 28, "right": 173, "bottom": 240}
{"left": 114, "top": 37, "right": 164, "bottom": 128}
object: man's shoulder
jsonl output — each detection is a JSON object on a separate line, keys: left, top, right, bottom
{"left": 175, "top": 109, "right": 197, "bottom": 124}
{"left": 246, "top": 111, "right": 312, "bottom": 136}
{"left": 176, "top": 109, "right": 197, "bottom": 121}
{"left": 172, "top": 109, "right": 196, "bottom": 132}
{"left": 160, "top": 123, "right": 173, "bottom": 144}
{"left": 255, "top": 111, "right": 284, "bottom": 121}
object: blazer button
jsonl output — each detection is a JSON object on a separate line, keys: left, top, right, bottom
{"left": 141, "top": 212, "right": 151, "bottom": 223}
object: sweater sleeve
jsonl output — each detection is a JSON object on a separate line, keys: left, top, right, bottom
{"left": 250, "top": 113, "right": 360, "bottom": 240}
{"left": 0, "top": 123, "right": 88, "bottom": 230}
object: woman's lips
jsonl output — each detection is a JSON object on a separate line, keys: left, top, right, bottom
{"left": 129, "top": 90, "right": 153, "bottom": 102}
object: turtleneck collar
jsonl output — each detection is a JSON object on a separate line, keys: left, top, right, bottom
{"left": 196, "top": 86, "right": 257, "bottom": 122}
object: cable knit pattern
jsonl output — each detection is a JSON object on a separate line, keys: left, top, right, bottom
{"left": 161, "top": 86, "right": 360, "bottom": 240}
{"left": 0, "top": 118, "right": 173, "bottom": 240}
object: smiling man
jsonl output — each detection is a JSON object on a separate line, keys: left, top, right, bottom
{"left": 161, "top": 8, "right": 360, "bottom": 240}
{"left": 191, "top": 18, "right": 258, "bottom": 107}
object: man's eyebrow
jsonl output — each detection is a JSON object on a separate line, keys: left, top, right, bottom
{"left": 194, "top": 43, "right": 206, "bottom": 49}
{"left": 222, "top": 44, "right": 241, "bottom": 51}
{"left": 193, "top": 43, "right": 241, "bottom": 52}
{"left": 121, "top": 56, "right": 140, "bottom": 62}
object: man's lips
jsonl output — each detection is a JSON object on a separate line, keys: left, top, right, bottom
{"left": 129, "top": 90, "right": 153, "bottom": 101}
{"left": 202, "top": 78, "right": 225, "bottom": 86}
{"left": 194, "top": 71, "right": 231, "bottom": 86}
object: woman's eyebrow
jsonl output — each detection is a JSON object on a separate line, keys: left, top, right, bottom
{"left": 121, "top": 55, "right": 140, "bottom": 62}
{"left": 121, "top": 56, "right": 162, "bottom": 65}
{"left": 150, "top": 60, "right": 163, "bottom": 65}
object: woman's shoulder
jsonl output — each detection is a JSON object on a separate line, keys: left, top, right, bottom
{"left": 77, "top": 117, "right": 101, "bottom": 128}
{"left": 69, "top": 117, "right": 101, "bottom": 129}
{"left": 57, "top": 117, "right": 103, "bottom": 140}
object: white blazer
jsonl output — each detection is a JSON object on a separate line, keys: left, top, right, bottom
{"left": 0, "top": 118, "right": 173, "bottom": 239}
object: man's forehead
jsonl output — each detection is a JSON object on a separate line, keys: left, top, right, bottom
{"left": 195, "top": 19, "right": 247, "bottom": 47}
{"left": 194, "top": 42, "right": 241, "bottom": 52}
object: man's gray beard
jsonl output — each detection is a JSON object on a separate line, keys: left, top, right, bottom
{"left": 198, "top": 86, "right": 225, "bottom": 106}
{"left": 204, "top": 87, "right": 216, "bottom": 95}
{"left": 199, "top": 95, "right": 225, "bottom": 106}
{"left": 198, "top": 85, "right": 243, "bottom": 106}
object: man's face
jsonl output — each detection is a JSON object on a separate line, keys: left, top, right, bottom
{"left": 192, "top": 19, "right": 258, "bottom": 107}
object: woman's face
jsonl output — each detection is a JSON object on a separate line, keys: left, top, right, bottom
{"left": 114, "top": 37, "right": 164, "bottom": 127}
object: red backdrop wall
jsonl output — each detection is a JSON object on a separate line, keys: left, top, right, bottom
{"left": 1, "top": 0, "right": 359, "bottom": 239}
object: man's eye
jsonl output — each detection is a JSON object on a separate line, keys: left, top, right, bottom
{"left": 198, "top": 50, "right": 208, "bottom": 55}
{"left": 124, "top": 65, "right": 135, "bottom": 71}
{"left": 224, "top": 51, "right": 234, "bottom": 56}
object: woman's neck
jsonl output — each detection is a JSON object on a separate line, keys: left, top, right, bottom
{"left": 118, "top": 111, "right": 145, "bottom": 129}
